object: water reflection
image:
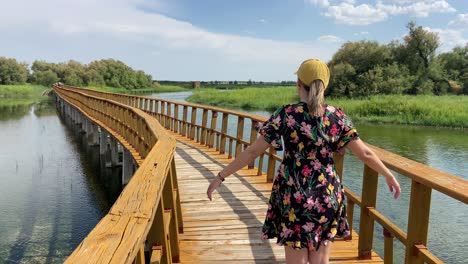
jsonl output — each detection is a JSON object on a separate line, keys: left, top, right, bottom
{"left": 0, "top": 101, "right": 32, "bottom": 121}
{"left": 0, "top": 102, "right": 117, "bottom": 263}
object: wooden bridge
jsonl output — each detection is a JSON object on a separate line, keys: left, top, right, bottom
{"left": 52, "top": 84, "right": 468, "bottom": 264}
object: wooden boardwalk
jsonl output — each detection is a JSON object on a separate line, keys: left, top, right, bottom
{"left": 171, "top": 133, "right": 383, "bottom": 263}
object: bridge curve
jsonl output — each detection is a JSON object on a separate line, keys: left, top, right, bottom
{"left": 54, "top": 84, "right": 467, "bottom": 264}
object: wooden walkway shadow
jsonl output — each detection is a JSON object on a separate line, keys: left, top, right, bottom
{"left": 171, "top": 133, "right": 383, "bottom": 264}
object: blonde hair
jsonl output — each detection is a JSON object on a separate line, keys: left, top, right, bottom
{"left": 302, "top": 79, "right": 325, "bottom": 117}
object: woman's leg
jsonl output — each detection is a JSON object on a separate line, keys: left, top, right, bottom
{"left": 308, "top": 241, "right": 332, "bottom": 264}
{"left": 285, "top": 246, "right": 308, "bottom": 264}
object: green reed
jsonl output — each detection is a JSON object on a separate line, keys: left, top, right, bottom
{"left": 187, "top": 87, "right": 468, "bottom": 128}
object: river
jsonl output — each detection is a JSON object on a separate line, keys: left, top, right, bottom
{"left": 0, "top": 92, "right": 466, "bottom": 263}
{"left": 0, "top": 102, "right": 112, "bottom": 263}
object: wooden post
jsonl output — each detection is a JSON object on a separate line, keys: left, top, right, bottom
{"left": 220, "top": 113, "right": 228, "bottom": 154}
{"left": 182, "top": 105, "right": 188, "bottom": 137}
{"left": 358, "top": 165, "right": 379, "bottom": 259}
{"left": 209, "top": 111, "right": 218, "bottom": 148}
{"left": 171, "top": 157, "right": 183, "bottom": 233}
{"left": 174, "top": 104, "right": 179, "bottom": 133}
{"left": 384, "top": 228, "right": 394, "bottom": 264}
{"left": 235, "top": 117, "right": 244, "bottom": 157}
{"left": 257, "top": 154, "right": 264, "bottom": 176}
{"left": 155, "top": 101, "right": 160, "bottom": 122}
{"left": 167, "top": 102, "right": 172, "bottom": 130}
{"left": 190, "top": 107, "right": 197, "bottom": 140}
{"left": 333, "top": 153, "right": 345, "bottom": 182}
{"left": 228, "top": 138, "right": 233, "bottom": 159}
{"left": 347, "top": 200, "right": 354, "bottom": 240}
{"left": 201, "top": 109, "right": 208, "bottom": 145}
{"left": 147, "top": 198, "right": 172, "bottom": 264}
{"left": 135, "top": 243, "right": 145, "bottom": 264}
{"left": 163, "top": 159, "right": 181, "bottom": 263}
{"left": 405, "top": 181, "right": 432, "bottom": 264}
{"left": 248, "top": 121, "right": 258, "bottom": 169}
{"left": 266, "top": 148, "right": 276, "bottom": 182}
{"left": 161, "top": 102, "right": 166, "bottom": 128}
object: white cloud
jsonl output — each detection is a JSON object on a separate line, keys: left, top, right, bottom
{"left": 449, "top": 13, "right": 468, "bottom": 29}
{"left": 0, "top": 0, "right": 336, "bottom": 81}
{"left": 309, "top": 0, "right": 456, "bottom": 25}
{"left": 425, "top": 27, "right": 467, "bottom": 51}
{"left": 307, "top": 0, "right": 330, "bottom": 8}
{"left": 259, "top": 18, "right": 267, "bottom": 24}
{"left": 354, "top": 31, "right": 369, "bottom": 36}
{"left": 325, "top": 3, "right": 388, "bottom": 25}
{"left": 318, "top": 35, "right": 344, "bottom": 43}
{"left": 377, "top": 0, "right": 455, "bottom": 18}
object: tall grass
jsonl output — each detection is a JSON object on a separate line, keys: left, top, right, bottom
{"left": 187, "top": 87, "right": 468, "bottom": 128}
{"left": 188, "top": 87, "right": 298, "bottom": 111}
{"left": 0, "top": 84, "right": 48, "bottom": 98}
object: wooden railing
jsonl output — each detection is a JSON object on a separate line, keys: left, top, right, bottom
{"left": 58, "top": 85, "right": 468, "bottom": 264}
{"left": 53, "top": 85, "right": 183, "bottom": 264}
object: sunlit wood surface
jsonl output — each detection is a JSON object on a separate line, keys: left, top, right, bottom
{"left": 171, "top": 132, "right": 383, "bottom": 263}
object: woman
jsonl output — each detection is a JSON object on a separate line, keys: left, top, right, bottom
{"left": 207, "top": 59, "right": 401, "bottom": 264}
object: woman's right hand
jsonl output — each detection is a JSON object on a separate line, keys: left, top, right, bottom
{"left": 385, "top": 175, "right": 401, "bottom": 199}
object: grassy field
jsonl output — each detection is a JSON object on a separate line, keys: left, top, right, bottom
{"left": 87, "top": 85, "right": 190, "bottom": 94}
{"left": 0, "top": 84, "right": 51, "bottom": 119}
{"left": 0, "top": 84, "right": 48, "bottom": 98}
{"left": 188, "top": 87, "right": 298, "bottom": 111}
{"left": 187, "top": 86, "right": 468, "bottom": 128}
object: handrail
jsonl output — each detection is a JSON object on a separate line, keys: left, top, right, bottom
{"left": 54, "top": 85, "right": 183, "bottom": 264}
{"left": 60, "top": 85, "right": 467, "bottom": 264}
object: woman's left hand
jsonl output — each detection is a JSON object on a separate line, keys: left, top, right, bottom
{"left": 207, "top": 178, "right": 222, "bottom": 201}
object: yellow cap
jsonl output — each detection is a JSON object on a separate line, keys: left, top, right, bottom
{"left": 295, "top": 59, "right": 330, "bottom": 89}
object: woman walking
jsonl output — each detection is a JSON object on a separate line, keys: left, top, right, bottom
{"left": 207, "top": 59, "right": 401, "bottom": 264}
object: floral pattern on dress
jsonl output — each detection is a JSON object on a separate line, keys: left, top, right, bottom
{"left": 256, "top": 102, "right": 359, "bottom": 251}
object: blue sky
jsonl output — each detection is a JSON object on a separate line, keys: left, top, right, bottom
{"left": 0, "top": 0, "right": 466, "bottom": 81}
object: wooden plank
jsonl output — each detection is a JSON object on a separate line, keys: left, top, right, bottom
{"left": 173, "top": 135, "right": 383, "bottom": 263}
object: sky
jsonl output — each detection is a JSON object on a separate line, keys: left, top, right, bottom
{"left": 0, "top": 0, "right": 466, "bottom": 81}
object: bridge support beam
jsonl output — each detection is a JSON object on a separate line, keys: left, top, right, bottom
{"left": 99, "top": 128, "right": 108, "bottom": 156}
{"left": 109, "top": 137, "right": 120, "bottom": 167}
{"left": 122, "top": 149, "right": 134, "bottom": 186}
{"left": 86, "top": 122, "right": 99, "bottom": 146}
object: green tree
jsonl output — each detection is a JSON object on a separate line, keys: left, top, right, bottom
{"left": 0, "top": 57, "right": 28, "bottom": 84}
{"left": 391, "top": 22, "right": 440, "bottom": 94}
{"left": 328, "top": 62, "right": 356, "bottom": 97}
{"left": 437, "top": 45, "right": 468, "bottom": 83}
{"left": 329, "top": 41, "right": 392, "bottom": 76}
{"left": 402, "top": 21, "right": 439, "bottom": 73}
{"left": 84, "top": 68, "right": 105, "bottom": 86}
{"left": 358, "top": 63, "right": 412, "bottom": 95}
{"left": 35, "top": 70, "right": 59, "bottom": 87}
{"left": 328, "top": 41, "right": 392, "bottom": 97}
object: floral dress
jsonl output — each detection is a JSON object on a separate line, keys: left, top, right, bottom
{"left": 256, "top": 102, "right": 359, "bottom": 251}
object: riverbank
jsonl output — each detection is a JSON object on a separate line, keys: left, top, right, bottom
{"left": 187, "top": 87, "right": 468, "bottom": 128}
{"left": 0, "top": 84, "right": 48, "bottom": 99}
{"left": 0, "top": 85, "right": 53, "bottom": 120}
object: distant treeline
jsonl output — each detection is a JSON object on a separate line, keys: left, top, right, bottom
{"left": 327, "top": 22, "right": 467, "bottom": 96}
{"left": 0, "top": 58, "right": 153, "bottom": 89}
{"left": 158, "top": 80, "right": 295, "bottom": 89}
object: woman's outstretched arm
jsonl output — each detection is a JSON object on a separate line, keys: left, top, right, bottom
{"left": 346, "top": 138, "right": 401, "bottom": 199}
{"left": 206, "top": 136, "right": 271, "bottom": 200}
